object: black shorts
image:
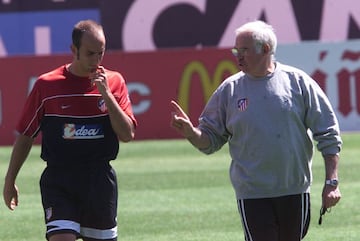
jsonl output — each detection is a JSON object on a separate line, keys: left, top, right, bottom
{"left": 237, "top": 193, "right": 310, "bottom": 241}
{"left": 40, "top": 162, "right": 118, "bottom": 240}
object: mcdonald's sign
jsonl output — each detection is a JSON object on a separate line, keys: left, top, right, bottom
{"left": 177, "top": 60, "right": 238, "bottom": 114}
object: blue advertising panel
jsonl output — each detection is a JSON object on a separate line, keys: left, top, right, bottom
{"left": 1, "top": 1, "right": 360, "bottom": 55}
{"left": 0, "top": 9, "right": 99, "bottom": 55}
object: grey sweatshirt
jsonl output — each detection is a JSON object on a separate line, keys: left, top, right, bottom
{"left": 198, "top": 62, "right": 342, "bottom": 199}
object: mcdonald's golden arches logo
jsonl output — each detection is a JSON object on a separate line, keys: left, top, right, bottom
{"left": 178, "top": 60, "right": 238, "bottom": 113}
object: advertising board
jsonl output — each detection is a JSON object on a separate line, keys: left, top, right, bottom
{"left": 1, "top": 41, "right": 359, "bottom": 145}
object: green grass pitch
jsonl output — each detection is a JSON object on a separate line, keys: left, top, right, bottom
{"left": 0, "top": 133, "right": 359, "bottom": 241}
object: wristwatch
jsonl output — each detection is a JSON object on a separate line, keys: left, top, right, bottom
{"left": 325, "top": 179, "right": 339, "bottom": 187}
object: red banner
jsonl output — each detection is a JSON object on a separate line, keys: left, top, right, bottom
{"left": 0, "top": 48, "right": 238, "bottom": 145}
{"left": 2, "top": 42, "right": 360, "bottom": 146}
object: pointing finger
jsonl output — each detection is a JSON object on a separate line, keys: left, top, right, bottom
{"left": 170, "top": 100, "right": 187, "bottom": 117}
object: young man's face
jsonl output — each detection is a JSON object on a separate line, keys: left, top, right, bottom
{"left": 73, "top": 31, "right": 105, "bottom": 76}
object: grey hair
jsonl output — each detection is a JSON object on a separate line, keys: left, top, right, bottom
{"left": 235, "top": 20, "right": 277, "bottom": 55}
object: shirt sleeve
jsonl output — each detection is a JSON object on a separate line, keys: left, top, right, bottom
{"left": 302, "top": 74, "right": 342, "bottom": 155}
{"left": 16, "top": 79, "right": 44, "bottom": 138}
{"left": 110, "top": 71, "right": 138, "bottom": 127}
{"left": 198, "top": 85, "right": 229, "bottom": 154}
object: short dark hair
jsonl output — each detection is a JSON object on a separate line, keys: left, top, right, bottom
{"left": 72, "top": 19, "right": 103, "bottom": 49}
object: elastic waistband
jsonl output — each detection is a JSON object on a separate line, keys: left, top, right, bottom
{"left": 46, "top": 160, "right": 112, "bottom": 169}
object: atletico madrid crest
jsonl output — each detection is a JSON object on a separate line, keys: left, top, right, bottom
{"left": 98, "top": 98, "right": 107, "bottom": 112}
{"left": 237, "top": 98, "right": 248, "bottom": 111}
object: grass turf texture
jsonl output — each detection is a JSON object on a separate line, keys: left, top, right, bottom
{"left": 0, "top": 133, "right": 359, "bottom": 240}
